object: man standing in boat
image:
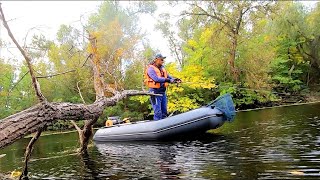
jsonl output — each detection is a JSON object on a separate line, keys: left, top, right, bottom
{"left": 144, "top": 54, "right": 182, "bottom": 120}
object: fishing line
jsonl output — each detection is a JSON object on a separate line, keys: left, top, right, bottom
{"left": 177, "top": 81, "right": 290, "bottom": 95}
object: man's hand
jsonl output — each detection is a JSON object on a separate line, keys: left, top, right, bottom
{"left": 173, "top": 78, "right": 182, "bottom": 83}
{"left": 165, "top": 78, "right": 171, "bottom": 83}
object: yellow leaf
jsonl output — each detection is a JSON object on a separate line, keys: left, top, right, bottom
{"left": 11, "top": 170, "right": 22, "bottom": 178}
{"left": 289, "top": 170, "right": 305, "bottom": 175}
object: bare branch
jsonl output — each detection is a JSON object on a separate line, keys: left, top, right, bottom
{"left": 168, "top": 35, "right": 183, "bottom": 67}
{"left": 0, "top": 4, "right": 46, "bottom": 102}
{"left": 192, "top": 2, "right": 233, "bottom": 32}
{"left": 71, "top": 120, "right": 82, "bottom": 132}
{"left": 71, "top": 82, "right": 86, "bottom": 132}
{"left": 23, "top": 26, "right": 41, "bottom": 48}
{"left": 36, "top": 69, "right": 76, "bottom": 79}
{"left": 35, "top": 54, "right": 92, "bottom": 79}
{"left": 80, "top": 53, "right": 92, "bottom": 68}
{"left": 77, "top": 81, "right": 86, "bottom": 104}
{"left": 20, "top": 126, "right": 45, "bottom": 179}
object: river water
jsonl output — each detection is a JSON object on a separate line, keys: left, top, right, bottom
{"left": 0, "top": 103, "right": 320, "bottom": 179}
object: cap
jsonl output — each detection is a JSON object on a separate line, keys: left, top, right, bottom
{"left": 154, "top": 53, "right": 166, "bottom": 59}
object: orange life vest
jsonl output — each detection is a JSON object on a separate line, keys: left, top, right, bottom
{"left": 144, "top": 64, "right": 168, "bottom": 88}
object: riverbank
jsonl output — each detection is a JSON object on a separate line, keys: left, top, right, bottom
{"left": 22, "top": 98, "right": 320, "bottom": 138}
{"left": 235, "top": 89, "right": 320, "bottom": 111}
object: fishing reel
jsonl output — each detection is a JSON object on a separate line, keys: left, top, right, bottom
{"left": 173, "top": 78, "right": 182, "bottom": 87}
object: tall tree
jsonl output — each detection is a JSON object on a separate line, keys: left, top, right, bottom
{"left": 181, "top": 1, "right": 273, "bottom": 82}
{"left": 270, "top": 2, "right": 320, "bottom": 93}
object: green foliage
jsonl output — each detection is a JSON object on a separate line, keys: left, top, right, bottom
{"left": 166, "top": 63, "right": 215, "bottom": 112}
{"left": 270, "top": 57, "right": 306, "bottom": 93}
{"left": 269, "top": 2, "right": 319, "bottom": 93}
{"left": 0, "top": 59, "right": 15, "bottom": 118}
{"left": 2, "top": 1, "right": 320, "bottom": 131}
{"left": 218, "top": 82, "right": 278, "bottom": 109}
{"left": 0, "top": 61, "right": 37, "bottom": 119}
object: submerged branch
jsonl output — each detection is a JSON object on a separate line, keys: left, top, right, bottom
{"left": 20, "top": 126, "right": 45, "bottom": 180}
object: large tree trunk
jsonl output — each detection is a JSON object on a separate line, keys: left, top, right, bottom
{"left": 88, "top": 33, "right": 108, "bottom": 99}
{"left": 229, "top": 34, "right": 239, "bottom": 82}
{"left": 0, "top": 91, "right": 159, "bottom": 149}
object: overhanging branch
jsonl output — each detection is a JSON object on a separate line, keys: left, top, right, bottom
{"left": 0, "top": 3, "right": 46, "bottom": 102}
{"left": 0, "top": 90, "right": 161, "bottom": 149}
{"left": 36, "top": 54, "right": 92, "bottom": 79}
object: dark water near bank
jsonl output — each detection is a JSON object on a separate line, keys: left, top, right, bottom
{"left": 1, "top": 103, "right": 320, "bottom": 179}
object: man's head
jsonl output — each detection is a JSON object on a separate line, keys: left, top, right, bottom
{"left": 154, "top": 53, "right": 166, "bottom": 66}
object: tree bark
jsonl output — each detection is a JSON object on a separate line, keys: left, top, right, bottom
{"left": 0, "top": 90, "right": 160, "bottom": 149}
{"left": 71, "top": 118, "right": 96, "bottom": 155}
{"left": 229, "top": 33, "right": 239, "bottom": 82}
{"left": 88, "top": 33, "right": 106, "bottom": 99}
{"left": 78, "top": 120, "right": 96, "bottom": 154}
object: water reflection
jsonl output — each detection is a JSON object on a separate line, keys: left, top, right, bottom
{"left": 94, "top": 134, "right": 237, "bottom": 179}
{"left": 79, "top": 152, "right": 100, "bottom": 179}
{"left": 0, "top": 103, "right": 320, "bottom": 179}
{"left": 95, "top": 142, "right": 178, "bottom": 179}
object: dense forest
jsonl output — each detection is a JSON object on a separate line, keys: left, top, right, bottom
{"left": 1, "top": 1, "right": 320, "bottom": 130}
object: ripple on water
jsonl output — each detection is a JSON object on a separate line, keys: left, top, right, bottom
{"left": 1, "top": 103, "right": 320, "bottom": 179}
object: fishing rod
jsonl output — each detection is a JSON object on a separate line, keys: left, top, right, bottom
{"left": 175, "top": 81, "right": 290, "bottom": 95}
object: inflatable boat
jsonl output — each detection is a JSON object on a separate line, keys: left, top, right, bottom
{"left": 93, "top": 94, "right": 235, "bottom": 142}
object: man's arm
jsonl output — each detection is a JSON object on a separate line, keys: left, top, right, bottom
{"left": 168, "top": 74, "right": 182, "bottom": 83}
{"left": 167, "top": 74, "right": 174, "bottom": 80}
{"left": 147, "top": 67, "right": 166, "bottom": 83}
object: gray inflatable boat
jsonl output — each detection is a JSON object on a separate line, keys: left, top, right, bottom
{"left": 93, "top": 94, "right": 235, "bottom": 142}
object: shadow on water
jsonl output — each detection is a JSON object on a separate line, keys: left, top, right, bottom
{"left": 0, "top": 103, "right": 320, "bottom": 179}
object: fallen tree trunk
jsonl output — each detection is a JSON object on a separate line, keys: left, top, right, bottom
{"left": 0, "top": 91, "right": 160, "bottom": 149}
{"left": 0, "top": 3, "right": 159, "bottom": 178}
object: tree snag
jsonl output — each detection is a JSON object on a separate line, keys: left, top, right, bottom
{"left": 0, "top": 3, "right": 161, "bottom": 178}
{"left": 19, "top": 126, "right": 45, "bottom": 180}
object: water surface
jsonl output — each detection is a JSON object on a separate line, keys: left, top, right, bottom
{"left": 1, "top": 103, "right": 320, "bottom": 179}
